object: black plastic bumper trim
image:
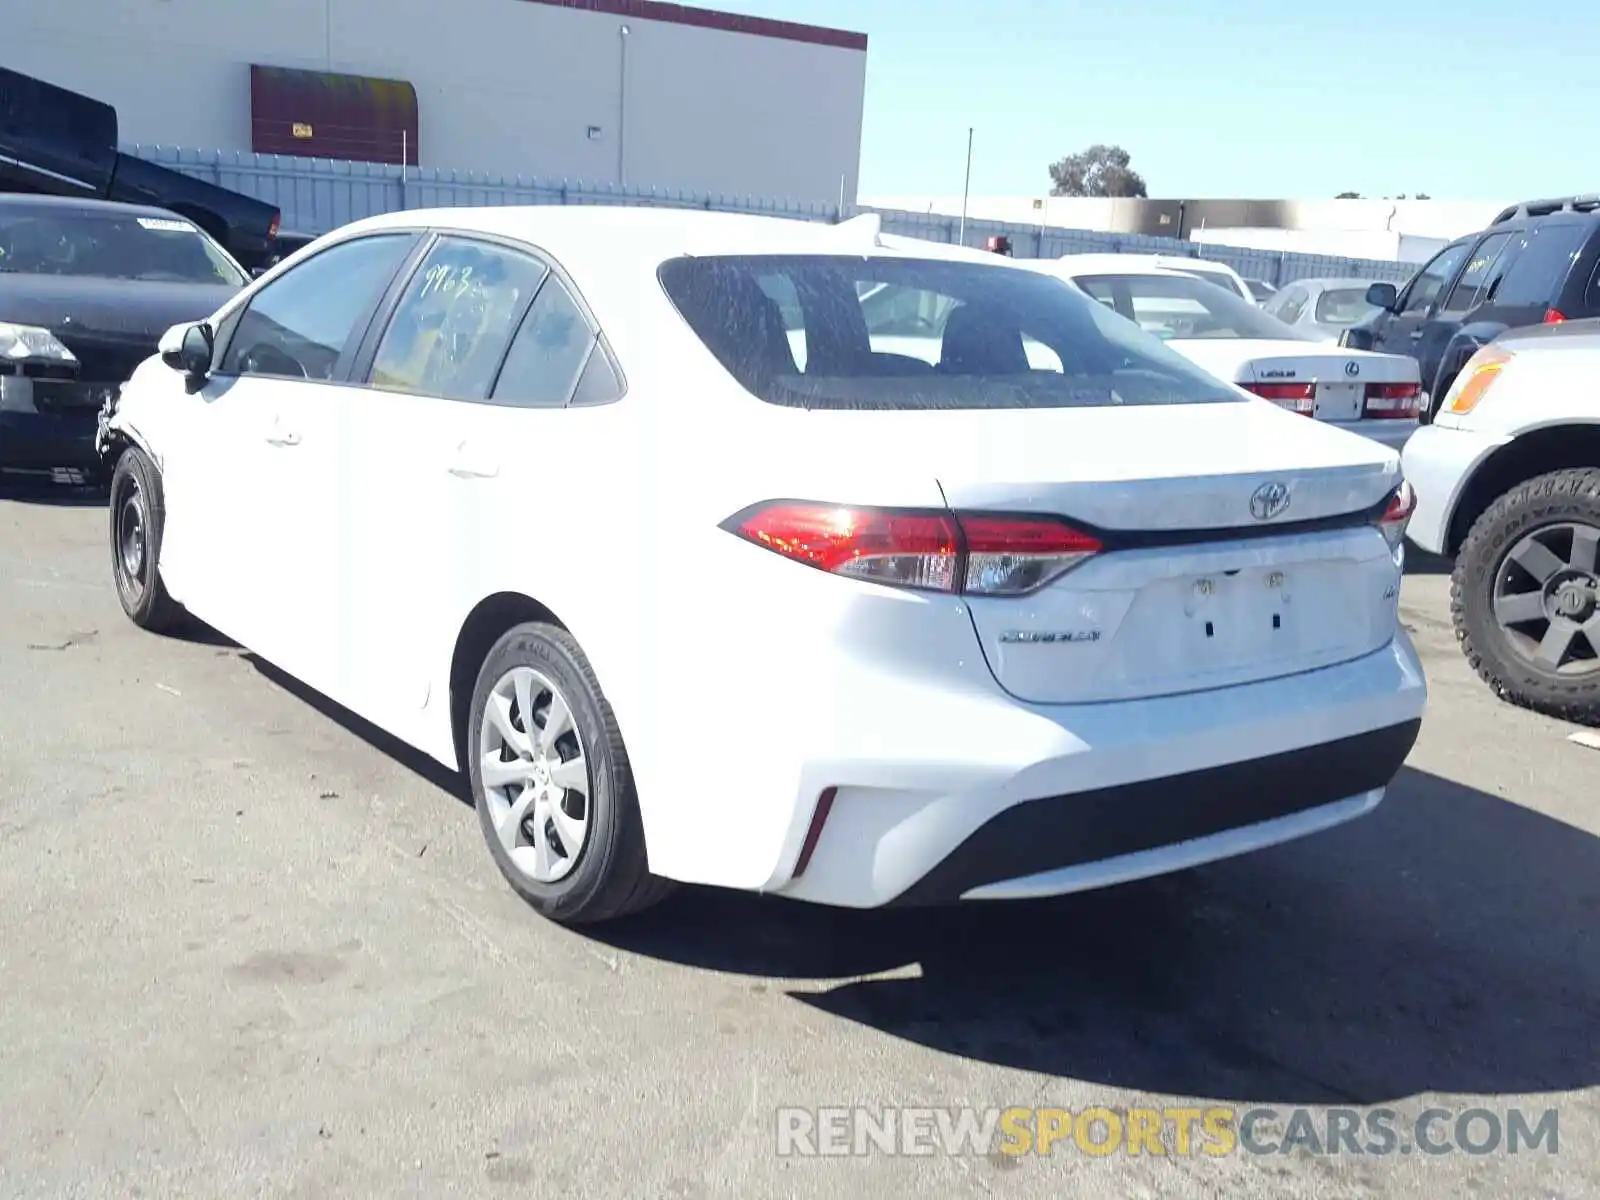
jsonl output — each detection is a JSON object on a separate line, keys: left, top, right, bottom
{"left": 889, "top": 718, "right": 1421, "bottom": 907}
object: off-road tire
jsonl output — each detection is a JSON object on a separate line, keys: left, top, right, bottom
{"left": 1452, "top": 467, "right": 1600, "bottom": 724}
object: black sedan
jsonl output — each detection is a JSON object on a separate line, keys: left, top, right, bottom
{"left": 0, "top": 194, "right": 245, "bottom": 478}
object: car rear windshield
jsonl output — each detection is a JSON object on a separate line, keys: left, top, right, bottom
{"left": 656, "top": 254, "right": 1243, "bottom": 411}
{"left": 1313, "top": 286, "right": 1380, "bottom": 327}
{"left": 0, "top": 208, "right": 247, "bottom": 286}
{"left": 1072, "top": 272, "right": 1321, "bottom": 342}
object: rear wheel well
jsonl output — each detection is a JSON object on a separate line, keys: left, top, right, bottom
{"left": 447, "top": 593, "right": 566, "bottom": 774}
{"left": 1447, "top": 423, "right": 1600, "bottom": 554}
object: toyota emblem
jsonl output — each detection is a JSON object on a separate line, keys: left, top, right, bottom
{"left": 1344, "top": 360, "right": 1361, "bottom": 378}
{"left": 1249, "top": 481, "right": 1292, "bottom": 521}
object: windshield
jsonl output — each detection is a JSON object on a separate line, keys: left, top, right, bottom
{"left": 0, "top": 209, "right": 247, "bottom": 286}
{"left": 1071, "top": 272, "right": 1320, "bottom": 342}
{"left": 1313, "top": 286, "right": 1381, "bottom": 327}
{"left": 657, "top": 254, "right": 1244, "bottom": 411}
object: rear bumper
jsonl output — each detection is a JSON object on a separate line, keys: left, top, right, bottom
{"left": 773, "top": 632, "right": 1428, "bottom": 908}
{"left": 0, "top": 379, "right": 104, "bottom": 470}
{"left": 889, "top": 719, "right": 1417, "bottom": 905}
{"left": 1400, "top": 422, "right": 1513, "bottom": 556}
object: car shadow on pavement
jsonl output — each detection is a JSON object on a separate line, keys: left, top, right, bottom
{"left": 1403, "top": 545, "right": 1453, "bottom": 576}
{"left": 244, "top": 653, "right": 473, "bottom": 805}
{"left": 594, "top": 767, "right": 1600, "bottom": 1105}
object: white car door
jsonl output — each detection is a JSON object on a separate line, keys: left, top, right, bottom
{"left": 167, "top": 232, "right": 418, "bottom": 681}
{"left": 334, "top": 235, "right": 560, "bottom": 747}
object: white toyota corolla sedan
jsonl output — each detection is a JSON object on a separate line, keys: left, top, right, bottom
{"left": 1025, "top": 255, "right": 1425, "bottom": 451}
{"left": 98, "top": 206, "right": 1427, "bottom": 925}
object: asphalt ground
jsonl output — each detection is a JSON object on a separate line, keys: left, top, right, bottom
{"left": 1, "top": 476, "right": 1595, "bottom": 1199}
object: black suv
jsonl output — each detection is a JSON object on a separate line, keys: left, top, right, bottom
{"left": 1342, "top": 195, "right": 1600, "bottom": 419}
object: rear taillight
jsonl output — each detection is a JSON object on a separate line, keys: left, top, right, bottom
{"left": 1363, "top": 381, "right": 1423, "bottom": 419}
{"left": 1543, "top": 308, "right": 1567, "bottom": 325}
{"left": 1375, "top": 481, "right": 1416, "bottom": 550}
{"left": 723, "top": 502, "right": 1102, "bottom": 596}
{"left": 1241, "top": 381, "right": 1315, "bottom": 415}
{"left": 268, "top": 211, "right": 280, "bottom": 240}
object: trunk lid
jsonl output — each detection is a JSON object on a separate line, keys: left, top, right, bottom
{"left": 1172, "top": 340, "right": 1421, "bottom": 424}
{"left": 776, "top": 397, "right": 1404, "bottom": 705}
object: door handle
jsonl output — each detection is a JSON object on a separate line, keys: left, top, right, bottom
{"left": 447, "top": 441, "right": 499, "bottom": 479}
{"left": 1409, "top": 329, "right": 1426, "bottom": 340}
{"left": 265, "top": 429, "right": 302, "bottom": 446}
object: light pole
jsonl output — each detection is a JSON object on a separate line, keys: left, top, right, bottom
{"left": 958, "top": 127, "right": 974, "bottom": 245}
{"left": 617, "top": 24, "right": 630, "bottom": 187}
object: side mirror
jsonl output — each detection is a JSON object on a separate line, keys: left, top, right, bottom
{"left": 161, "top": 322, "right": 214, "bottom": 378}
{"left": 1365, "top": 282, "right": 1399, "bottom": 311}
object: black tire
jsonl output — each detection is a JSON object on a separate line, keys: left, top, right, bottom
{"left": 108, "top": 445, "right": 188, "bottom": 633}
{"left": 468, "top": 622, "right": 673, "bottom": 924}
{"left": 1452, "top": 467, "right": 1600, "bottom": 724}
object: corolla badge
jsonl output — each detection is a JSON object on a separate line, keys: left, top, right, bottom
{"left": 1249, "top": 481, "right": 1292, "bottom": 521}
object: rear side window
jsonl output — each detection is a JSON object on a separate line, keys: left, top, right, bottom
{"left": 369, "top": 237, "right": 550, "bottom": 401}
{"left": 490, "top": 277, "right": 599, "bottom": 408}
{"left": 1439, "top": 232, "right": 1514, "bottom": 315}
{"left": 657, "top": 255, "right": 1242, "bottom": 411}
{"left": 1490, "top": 223, "right": 1590, "bottom": 308}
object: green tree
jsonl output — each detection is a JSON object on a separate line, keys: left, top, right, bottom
{"left": 1048, "top": 145, "right": 1148, "bottom": 198}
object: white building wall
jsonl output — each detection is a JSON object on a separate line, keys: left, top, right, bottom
{"left": 862, "top": 194, "right": 1513, "bottom": 243}
{"left": 4, "top": 0, "right": 866, "bottom": 206}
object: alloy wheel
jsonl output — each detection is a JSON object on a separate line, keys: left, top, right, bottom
{"left": 1491, "top": 521, "right": 1600, "bottom": 675}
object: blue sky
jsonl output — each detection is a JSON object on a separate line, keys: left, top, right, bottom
{"left": 715, "top": 0, "right": 1590, "bottom": 200}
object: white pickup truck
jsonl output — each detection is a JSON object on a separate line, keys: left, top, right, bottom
{"left": 1402, "top": 318, "right": 1600, "bottom": 722}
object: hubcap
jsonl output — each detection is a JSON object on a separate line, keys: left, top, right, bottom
{"left": 478, "top": 666, "right": 591, "bottom": 883}
{"left": 1492, "top": 521, "right": 1600, "bottom": 675}
{"left": 116, "top": 484, "right": 146, "bottom": 586}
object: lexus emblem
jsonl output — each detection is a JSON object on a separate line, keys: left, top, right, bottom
{"left": 1344, "top": 360, "right": 1361, "bottom": 378}
{"left": 1249, "top": 481, "right": 1292, "bottom": 521}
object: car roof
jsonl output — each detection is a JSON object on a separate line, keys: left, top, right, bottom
{"left": 333, "top": 206, "right": 1040, "bottom": 280}
{"left": 0, "top": 193, "right": 193, "bottom": 222}
{"left": 1046, "top": 252, "right": 1241, "bottom": 277}
{"left": 1287, "top": 276, "right": 1383, "bottom": 289}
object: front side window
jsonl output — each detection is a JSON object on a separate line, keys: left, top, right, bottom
{"left": 220, "top": 233, "right": 411, "bottom": 380}
{"left": 1313, "top": 286, "right": 1382, "bottom": 328}
{"left": 370, "top": 237, "right": 550, "bottom": 401}
{"left": 1399, "top": 241, "right": 1471, "bottom": 316}
{"left": 1491, "top": 223, "right": 1590, "bottom": 308}
{"left": 1439, "top": 232, "right": 1514, "bottom": 315}
{"left": 0, "top": 206, "right": 248, "bottom": 286}
{"left": 1073, "top": 273, "right": 1319, "bottom": 342}
{"left": 657, "top": 254, "right": 1244, "bottom": 411}
{"left": 490, "top": 276, "right": 602, "bottom": 408}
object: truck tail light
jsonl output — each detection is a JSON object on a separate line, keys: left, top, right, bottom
{"left": 1241, "top": 381, "right": 1316, "bottom": 414}
{"left": 722, "top": 502, "right": 1102, "bottom": 596}
{"left": 1363, "top": 381, "right": 1423, "bottom": 418}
